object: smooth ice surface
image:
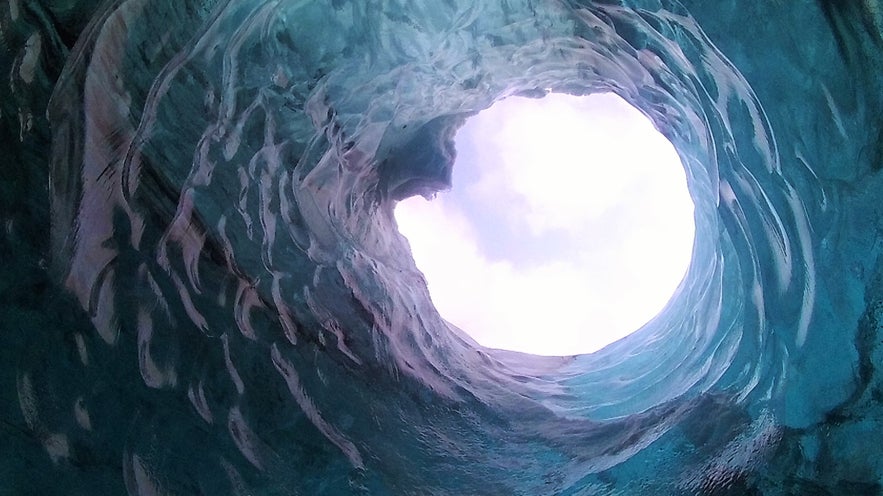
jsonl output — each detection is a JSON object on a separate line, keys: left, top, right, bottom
{"left": 1, "top": 0, "right": 882, "bottom": 495}
{"left": 396, "top": 93, "right": 694, "bottom": 356}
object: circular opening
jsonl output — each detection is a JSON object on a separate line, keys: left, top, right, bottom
{"left": 395, "top": 92, "right": 695, "bottom": 356}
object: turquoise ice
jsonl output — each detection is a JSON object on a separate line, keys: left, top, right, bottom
{"left": 1, "top": 0, "right": 881, "bottom": 494}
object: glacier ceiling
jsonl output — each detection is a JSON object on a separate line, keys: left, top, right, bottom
{"left": 1, "top": 0, "right": 882, "bottom": 494}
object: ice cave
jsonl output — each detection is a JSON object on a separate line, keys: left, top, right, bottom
{"left": 1, "top": 1, "right": 882, "bottom": 494}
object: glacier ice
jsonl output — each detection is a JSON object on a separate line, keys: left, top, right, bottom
{"left": 0, "top": 0, "right": 881, "bottom": 494}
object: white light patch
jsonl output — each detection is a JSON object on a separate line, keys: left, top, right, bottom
{"left": 395, "top": 93, "right": 695, "bottom": 356}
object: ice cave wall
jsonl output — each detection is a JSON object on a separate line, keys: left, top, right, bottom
{"left": 0, "top": 0, "right": 882, "bottom": 494}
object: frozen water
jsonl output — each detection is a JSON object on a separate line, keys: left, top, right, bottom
{"left": 1, "top": 0, "right": 882, "bottom": 494}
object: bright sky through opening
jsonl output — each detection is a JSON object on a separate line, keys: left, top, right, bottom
{"left": 395, "top": 93, "right": 695, "bottom": 356}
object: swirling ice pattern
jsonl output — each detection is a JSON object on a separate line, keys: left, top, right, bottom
{"left": 4, "top": 0, "right": 847, "bottom": 494}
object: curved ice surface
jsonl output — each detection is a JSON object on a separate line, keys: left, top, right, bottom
{"left": 1, "top": 0, "right": 881, "bottom": 494}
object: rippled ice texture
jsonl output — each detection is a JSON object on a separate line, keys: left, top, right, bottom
{"left": 1, "top": 0, "right": 882, "bottom": 494}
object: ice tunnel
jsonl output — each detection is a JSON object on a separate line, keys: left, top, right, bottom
{"left": 1, "top": 0, "right": 882, "bottom": 494}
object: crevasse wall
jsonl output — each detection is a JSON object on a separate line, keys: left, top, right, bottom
{"left": 0, "top": 0, "right": 881, "bottom": 494}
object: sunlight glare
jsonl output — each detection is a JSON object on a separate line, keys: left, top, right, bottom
{"left": 394, "top": 92, "right": 695, "bottom": 356}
